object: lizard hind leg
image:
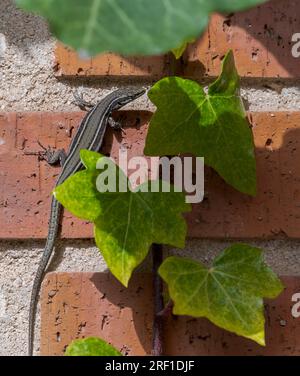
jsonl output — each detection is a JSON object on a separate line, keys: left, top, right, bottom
{"left": 46, "top": 149, "right": 67, "bottom": 167}
{"left": 37, "top": 141, "right": 67, "bottom": 167}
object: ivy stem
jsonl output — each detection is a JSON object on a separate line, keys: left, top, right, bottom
{"left": 152, "top": 243, "right": 164, "bottom": 356}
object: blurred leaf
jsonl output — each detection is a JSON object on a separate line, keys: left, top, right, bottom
{"left": 16, "top": 0, "right": 268, "bottom": 56}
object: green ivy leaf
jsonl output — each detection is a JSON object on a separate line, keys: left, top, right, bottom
{"left": 16, "top": 0, "right": 268, "bottom": 56}
{"left": 144, "top": 50, "right": 256, "bottom": 196}
{"left": 159, "top": 244, "right": 284, "bottom": 346}
{"left": 65, "top": 337, "right": 122, "bottom": 356}
{"left": 171, "top": 38, "right": 196, "bottom": 60}
{"left": 54, "top": 150, "right": 191, "bottom": 287}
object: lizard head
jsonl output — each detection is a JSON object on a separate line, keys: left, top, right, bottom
{"left": 113, "top": 87, "right": 146, "bottom": 109}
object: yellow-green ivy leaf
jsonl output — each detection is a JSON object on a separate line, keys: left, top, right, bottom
{"left": 54, "top": 150, "right": 191, "bottom": 287}
{"left": 159, "top": 244, "right": 284, "bottom": 346}
{"left": 65, "top": 337, "right": 122, "bottom": 356}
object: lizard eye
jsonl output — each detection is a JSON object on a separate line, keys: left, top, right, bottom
{"left": 118, "top": 99, "right": 129, "bottom": 106}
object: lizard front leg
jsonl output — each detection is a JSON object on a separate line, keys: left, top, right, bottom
{"left": 107, "top": 116, "right": 125, "bottom": 133}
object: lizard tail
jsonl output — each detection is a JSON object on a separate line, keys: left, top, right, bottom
{"left": 28, "top": 197, "right": 62, "bottom": 356}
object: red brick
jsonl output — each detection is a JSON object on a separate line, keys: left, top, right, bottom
{"left": 40, "top": 273, "right": 300, "bottom": 356}
{"left": 1, "top": 111, "right": 300, "bottom": 239}
{"left": 55, "top": 43, "right": 175, "bottom": 78}
{"left": 183, "top": 0, "right": 300, "bottom": 78}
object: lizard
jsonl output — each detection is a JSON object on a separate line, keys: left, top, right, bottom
{"left": 28, "top": 87, "right": 146, "bottom": 356}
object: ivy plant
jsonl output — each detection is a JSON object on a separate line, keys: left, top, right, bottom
{"left": 16, "top": 0, "right": 285, "bottom": 351}
{"left": 53, "top": 50, "right": 283, "bottom": 347}
{"left": 16, "top": 0, "right": 268, "bottom": 56}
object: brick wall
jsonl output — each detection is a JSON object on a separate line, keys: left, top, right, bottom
{"left": 0, "top": 0, "right": 299, "bottom": 355}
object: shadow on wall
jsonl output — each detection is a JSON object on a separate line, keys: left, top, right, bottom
{"left": 187, "top": 113, "right": 300, "bottom": 239}
{"left": 229, "top": 0, "right": 300, "bottom": 76}
{"left": 182, "top": 0, "right": 300, "bottom": 79}
{"left": 90, "top": 273, "right": 153, "bottom": 356}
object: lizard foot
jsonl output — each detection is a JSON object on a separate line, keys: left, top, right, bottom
{"left": 25, "top": 141, "right": 66, "bottom": 166}
{"left": 73, "top": 90, "right": 95, "bottom": 111}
